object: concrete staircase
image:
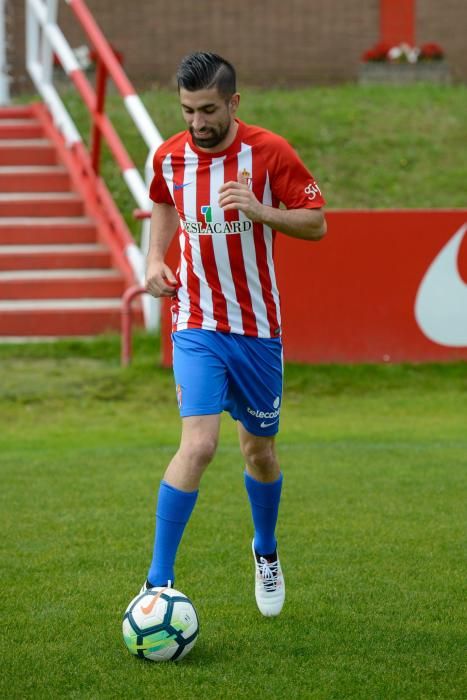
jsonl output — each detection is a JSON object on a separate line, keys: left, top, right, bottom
{"left": 0, "top": 105, "right": 139, "bottom": 339}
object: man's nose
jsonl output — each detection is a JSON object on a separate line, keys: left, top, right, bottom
{"left": 192, "top": 113, "right": 206, "bottom": 131}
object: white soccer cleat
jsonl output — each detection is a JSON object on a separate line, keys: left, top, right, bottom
{"left": 139, "top": 581, "right": 150, "bottom": 596}
{"left": 139, "top": 579, "right": 172, "bottom": 595}
{"left": 252, "top": 540, "right": 285, "bottom": 617}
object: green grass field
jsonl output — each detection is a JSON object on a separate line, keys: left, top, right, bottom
{"left": 8, "top": 83, "right": 467, "bottom": 696}
{"left": 1, "top": 336, "right": 466, "bottom": 699}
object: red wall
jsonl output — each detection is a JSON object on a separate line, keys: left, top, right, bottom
{"left": 380, "top": 0, "right": 415, "bottom": 45}
{"left": 11, "top": 1, "right": 467, "bottom": 91}
{"left": 161, "top": 210, "right": 467, "bottom": 365}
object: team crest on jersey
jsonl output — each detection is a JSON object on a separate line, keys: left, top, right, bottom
{"left": 239, "top": 169, "right": 252, "bottom": 187}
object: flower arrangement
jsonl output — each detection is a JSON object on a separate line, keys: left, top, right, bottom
{"left": 362, "top": 41, "right": 444, "bottom": 64}
{"left": 418, "top": 43, "right": 445, "bottom": 60}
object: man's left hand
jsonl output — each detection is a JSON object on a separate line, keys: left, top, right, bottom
{"left": 218, "top": 174, "right": 264, "bottom": 221}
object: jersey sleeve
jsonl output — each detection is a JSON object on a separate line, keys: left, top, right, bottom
{"left": 149, "top": 148, "right": 174, "bottom": 205}
{"left": 269, "top": 135, "right": 326, "bottom": 209}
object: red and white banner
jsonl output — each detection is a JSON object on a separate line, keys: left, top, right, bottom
{"left": 162, "top": 210, "right": 467, "bottom": 364}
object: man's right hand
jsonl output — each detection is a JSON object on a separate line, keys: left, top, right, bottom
{"left": 146, "top": 260, "right": 178, "bottom": 298}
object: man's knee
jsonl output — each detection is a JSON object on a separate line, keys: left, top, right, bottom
{"left": 180, "top": 433, "right": 218, "bottom": 468}
{"left": 241, "top": 438, "right": 277, "bottom": 473}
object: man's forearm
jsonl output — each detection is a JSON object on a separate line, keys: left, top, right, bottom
{"left": 147, "top": 203, "right": 179, "bottom": 262}
{"left": 145, "top": 203, "right": 180, "bottom": 295}
{"left": 259, "top": 205, "right": 326, "bottom": 241}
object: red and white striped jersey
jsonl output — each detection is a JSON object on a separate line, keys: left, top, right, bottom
{"left": 149, "top": 119, "right": 325, "bottom": 337}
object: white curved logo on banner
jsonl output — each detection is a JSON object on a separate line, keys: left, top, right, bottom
{"left": 415, "top": 223, "right": 467, "bottom": 347}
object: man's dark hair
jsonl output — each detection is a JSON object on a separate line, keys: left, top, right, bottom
{"left": 176, "top": 52, "right": 236, "bottom": 100}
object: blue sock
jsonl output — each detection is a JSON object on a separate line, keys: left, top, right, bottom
{"left": 147, "top": 480, "right": 198, "bottom": 587}
{"left": 244, "top": 471, "right": 283, "bottom": 555}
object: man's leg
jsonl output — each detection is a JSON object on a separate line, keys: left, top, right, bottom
{"left": 146, "top": 414, "right": 221, "bottom": 588}
{"left": 238, "top": 422, "right": 282, "bottom": 555}
{"left": 238, "top": 422, "right": 285, "bottom": 616}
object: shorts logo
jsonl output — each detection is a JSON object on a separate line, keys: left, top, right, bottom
{"left": 247, "top": 396, "right": 281, "bottom": 428}
{"left": 304, "top": 182, "right": 322, "bottom": 200}
{"left": 260, "top": 420, "right": 277, "bottom": 428}
{"left": 176, "top": 384, "right": 182, "bottom": 408}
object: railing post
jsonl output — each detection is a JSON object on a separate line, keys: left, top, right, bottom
{"left": 25, "top": 0, "right": 39, "bottom": 79}
{"left": 90, "top": 55, "right": 107, "bottom": 174}
{"left": 42, "top": 0, "right": 58, "bottom": 86}
{"left": 0, "top": 0, "right": 10, "bottom": 105}
{"left": 121, "top": 285, "right": 148, "bottom": 366}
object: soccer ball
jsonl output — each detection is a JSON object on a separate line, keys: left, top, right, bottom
{"left": 122, "top": 587, "right": 199, "bottom": 662}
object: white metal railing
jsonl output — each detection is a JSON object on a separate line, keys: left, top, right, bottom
{"left": 24, "top": 0, "right": 164, "bottom": 328}
{"left": 0, "top": 0, "right": 11, "bottom": 104}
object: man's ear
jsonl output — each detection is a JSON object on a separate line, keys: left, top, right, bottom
{"left": 230, "top": 93, "right": 240, "bottom": 113}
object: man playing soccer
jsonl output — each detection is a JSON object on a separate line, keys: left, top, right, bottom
{"left": 143, "top": 52, "right": 326, "bottom": 616}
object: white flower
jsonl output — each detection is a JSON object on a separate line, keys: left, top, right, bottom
{"left": 407, "top": 48, "right": 420, "bottom": 64}
{"left": 388, "top": 43, "right": 420, "bottom": 63}
{"left": 388, "top": 46, "right": 402, "bottom": 60}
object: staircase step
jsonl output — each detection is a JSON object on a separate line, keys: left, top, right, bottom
{"left": 0, "top": 139, "right": 57, "bottom": 165}
{"left": 0, "top": 298, "right": 121, "bottom": 310}
{"left": 0, "top": 298, "right": 136, "bottom": 337}
{"left": 0, "top": 166, "right": 70, "bottom": 192}
{"left": 0, "top": 119, "right": 43, "bottom": 139}
{"left": 0, "top": 106, "right": 35, "bottom": 119}
{"left": 0, "top": 269, "right": 124, "bottom": 299}
{"left": 0, "top": 243, "right": 111, "bottom": 270}
{"left": 0, "top": 268, "right": 121, "bottom": 278}
{"left": 0, "top": 192, "right": 84, "bottom": 217}
{"left": 0, "top": 217, "right": 96, "bottom": 244}
{"left": 0, "top": 337, "right": 90, "bottom": 343}
{"left": 0, "top": 103, "right": 142, "bottom": 339}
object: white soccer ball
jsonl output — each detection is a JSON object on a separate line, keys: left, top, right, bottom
{"left": 122, "top": 587, "right": 199, "bottom": 662}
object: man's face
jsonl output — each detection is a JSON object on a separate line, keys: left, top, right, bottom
{"left": 179, "top": 87, "right": 239, "bottom": 150}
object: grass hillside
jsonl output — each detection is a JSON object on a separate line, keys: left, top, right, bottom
{"left": 51, "top": 83, "right": 467, "bottom": 238}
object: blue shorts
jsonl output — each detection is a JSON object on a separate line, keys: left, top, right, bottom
{"left": 172, "top": 329, "right": 283, "bottom": 437}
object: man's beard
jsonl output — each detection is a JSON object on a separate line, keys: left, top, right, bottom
{"left": 190, "top": 121, "right": 230, "bottom": 149}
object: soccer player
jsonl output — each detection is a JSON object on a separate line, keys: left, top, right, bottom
{"left": 143, "top": 52, "right": 326, "bottom": 616}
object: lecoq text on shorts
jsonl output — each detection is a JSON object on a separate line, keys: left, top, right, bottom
{"left": 247, "top": 406, "right": 281, "bottom": 419}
